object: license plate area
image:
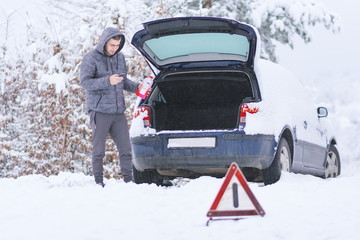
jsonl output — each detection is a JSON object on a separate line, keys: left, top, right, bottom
{"left": 167, "top": 137, "right": 216, "bottom": 149}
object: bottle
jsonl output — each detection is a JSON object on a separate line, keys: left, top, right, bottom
{"left": 136, "top": 76, "right": 154, "bottom": 99}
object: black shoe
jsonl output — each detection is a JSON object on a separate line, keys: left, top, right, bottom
{"left": 123, "top": 175, "right": 133, "bottom": 183}
{"left": 95, "top": 176, "right": 105, "bottom": 187}
{"left": 96, "top": 182, "right": 105, "bottom": 187}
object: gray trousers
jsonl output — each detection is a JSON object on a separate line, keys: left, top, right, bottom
{"left": 90, "top": 111, "right": 132, "bottom": 182}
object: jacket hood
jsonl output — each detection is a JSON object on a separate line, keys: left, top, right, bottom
{"left": 96, "top": 27, "right": 125, "bottom": 56}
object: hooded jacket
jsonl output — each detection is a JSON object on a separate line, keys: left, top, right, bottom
{"left": 80, "top": 27, "right": 139, "bottom": 114}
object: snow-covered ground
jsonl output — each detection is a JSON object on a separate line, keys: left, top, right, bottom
{"left": 1, "top": 0, "right": 360, "bottom": 239}
{"left": 1, "top": 170, "right": 359, "bottom": 240}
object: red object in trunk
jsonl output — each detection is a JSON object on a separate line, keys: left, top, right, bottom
{"left": 134, "top": 107, "right": 151, "bottom": 127}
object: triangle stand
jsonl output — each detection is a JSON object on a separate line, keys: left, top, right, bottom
{"left": 206, "top": 162, "right": 265, "bottom": 226}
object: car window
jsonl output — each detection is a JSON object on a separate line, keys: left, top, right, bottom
{"left": 144, "top": 32, "right": 249, "bottom": 61}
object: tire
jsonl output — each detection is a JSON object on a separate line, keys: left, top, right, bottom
{"left": 263, "top": 137, "right": 292, "bottom": 185}
{"left": 133, "top": 166, "right": 163, "bottom": 185}
{"left": 324, "top": 145, "right": 341, "bottom": 178}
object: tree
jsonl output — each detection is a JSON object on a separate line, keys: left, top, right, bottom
{"left": 139, "top": 0, "right": 340, "bottom": 62}
{"left": 207, "top": 0, "right": 340, "bottom": 61}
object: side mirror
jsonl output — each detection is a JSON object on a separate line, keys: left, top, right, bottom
{"left": 317, "top": 107, "right": 328, "bottom": 118}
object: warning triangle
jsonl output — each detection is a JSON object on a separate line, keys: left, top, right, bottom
{"left": 207, "top": 162, "right": 265, "bottom": 218}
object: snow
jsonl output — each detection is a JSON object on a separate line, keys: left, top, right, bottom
{"left": 1, "top": 171, "right": 359, "bottom": 240}
{"left": 1, "top": 0, "right": 360, "bottom": 239}
{"left": 40, "top": 72, "right": 67, "bottom": 93}
{"left": 247, "top": 59, "right": 327, "bottom": 144}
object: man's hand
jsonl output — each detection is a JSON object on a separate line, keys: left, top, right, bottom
{"left": 109, "top": 74, "right": 124, "bottom": 85}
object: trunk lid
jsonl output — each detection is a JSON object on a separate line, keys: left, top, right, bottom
{"left": 131, "top": 17, "right": 259, "bottom": 71}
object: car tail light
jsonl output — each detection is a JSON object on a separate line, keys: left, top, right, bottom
{"left": 239, "top": 103, "right": 259, "bottom": 128}
{"left": 134, "top": 106, "right": 151, "bottom": 127}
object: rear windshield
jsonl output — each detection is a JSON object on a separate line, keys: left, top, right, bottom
{"left": 143, "top": 32, "right": 249, "bottom": 62}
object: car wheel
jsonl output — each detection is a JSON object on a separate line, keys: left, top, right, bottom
{"left": 133, "top": 166, "right": 163, "bottom": 185}
{"left": 324, "top": 145, "right": 341, "bottom": 178}
{"left": 263, "top": 137, "right": 292, "bottom": 185}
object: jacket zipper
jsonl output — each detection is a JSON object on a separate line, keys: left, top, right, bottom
{"left": 114, "top": 85, "right": 118, "bottom": 112}
{"left": 109, "top": 56, "right": 119, "bottom": 113}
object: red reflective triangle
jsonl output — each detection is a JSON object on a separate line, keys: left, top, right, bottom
{"left": 207, "top": 162, "right": 265, "bottom": 218}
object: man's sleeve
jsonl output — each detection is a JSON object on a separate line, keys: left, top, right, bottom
{"left": 119, "top": 54, "right": 139, "bottom": 93}
{"left": 123, "top": 78, "right": 139, "bottom": 93}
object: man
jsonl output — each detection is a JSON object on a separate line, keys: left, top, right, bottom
{"left": 80, "top": 27, "right": 139, "bottom": 186}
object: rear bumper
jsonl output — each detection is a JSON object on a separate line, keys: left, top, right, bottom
{"left": 131, "top": 131, "right": 276, "bottom": 172}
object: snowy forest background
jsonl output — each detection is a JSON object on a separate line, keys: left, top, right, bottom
{"left": 0, "top": 0, "right": 346, "bottom": 179}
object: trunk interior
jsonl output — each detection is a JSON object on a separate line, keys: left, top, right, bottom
{"left": 148, "top": 71, "right": 254, "bottom": 131}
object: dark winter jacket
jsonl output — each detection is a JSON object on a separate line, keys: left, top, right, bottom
{"left": 80, "top": 27, "right": 139, "bottom": 114}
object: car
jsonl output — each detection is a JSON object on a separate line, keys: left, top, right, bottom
{"left": 129, "top": 16, "right": 341, "bottom": 185}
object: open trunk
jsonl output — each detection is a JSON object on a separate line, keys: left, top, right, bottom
{"left": 148, "top": 71, "right": 254, "bottom": 131}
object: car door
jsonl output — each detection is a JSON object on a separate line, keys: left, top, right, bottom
{"left": 299, "top": 108, "right": 327, "bottom": 169}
